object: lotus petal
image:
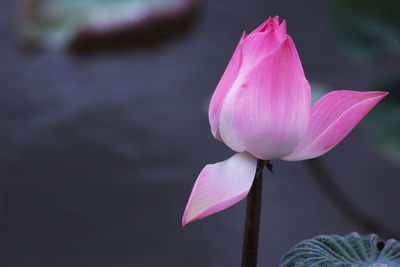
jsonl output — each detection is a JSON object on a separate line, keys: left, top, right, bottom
{"left": 182, "top": 153, "right": 257, "bottom": 226}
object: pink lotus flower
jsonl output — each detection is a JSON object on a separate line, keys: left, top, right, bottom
{"left": 182, "top": 16, "right": 387, "bottom": 226}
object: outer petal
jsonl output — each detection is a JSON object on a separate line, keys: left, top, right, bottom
{"left": 282, "top": 91, "right": 388, "bottom": 161}
{"left": 209, "top": 31, "right": 247, "bottom": 140}
{"left": 219, "top": 37, "right": 311, "bottom": 160}
{"left": 209, "top": 20, "right": 287, "bottom": 141}
{"left": 182, "top": 153, "right": 257, "bottom": 226}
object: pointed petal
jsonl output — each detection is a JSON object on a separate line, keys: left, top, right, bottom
{"left": 275, "top": 20, "right": 287, "bottom": 40}
{"left": 241, "top": 30, "right": 248, "bottom": 40}
{"left": 251, "top": 17, "right": 276, "bottom": 33}
{"left": 251, "top": 16, "right": 281, "bottom": 34}
{"left": 282, "top": 91, "right": 388, "bottom": 161}
{"left": 209, "top": 33, "right": 246, "bottom": 140}
{"left": 219, "top": 37, "right": 311, "bottom": 160}
{"left": 182, "top": 153, "right": 257, "bottom": 226}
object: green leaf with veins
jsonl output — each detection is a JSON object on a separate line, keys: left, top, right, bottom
{"left": 280, "top": 233, "right": 400, "bottom": 267}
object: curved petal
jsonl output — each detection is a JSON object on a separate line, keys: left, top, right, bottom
{"left": 209, "top": 31, "right": 247, "bottom": 140}
{"left": 282, "top": 90, "right": 388, "bottom": 161}
{"left": 182, "top": 153, "right": 257, "bottom": 226}
{"left": 219, "top": 37, "right": 311, "bottom": 160}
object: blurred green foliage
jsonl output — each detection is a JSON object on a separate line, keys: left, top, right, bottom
{"left": 332, "top": 0, "right": 400, "bottom": 62}
{"left": 366, "top": 78, "right": 400, "bottom": 164}
{"left": 310, "top": 82, "right": 329, "bottom": 106}
{"left": 333, "top": 0, "right": 400, "bottom": 165}
{"left": 19, "top": 0, "right": 194, "bottom": 50}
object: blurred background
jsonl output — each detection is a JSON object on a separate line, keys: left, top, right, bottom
{"left": 1, "top": 0, "right": 399, "bottom": 266}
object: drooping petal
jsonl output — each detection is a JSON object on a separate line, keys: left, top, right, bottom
{"left": 219, "top": 37, "right": 311, "bottom": 160}
{"left": 209, "top": 31, "right": 246, "bottom": 140}
{"left": 182, "top": 153, "right": 257, "bottom": 226}
{"left": 282, "top": 90, "right": 388, "bottom": 161}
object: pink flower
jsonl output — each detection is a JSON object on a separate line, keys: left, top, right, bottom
{"left": 182, "top": 16, "right": 387, "bottom": 226}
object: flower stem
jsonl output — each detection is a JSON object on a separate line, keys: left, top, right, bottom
{"left": 241, "top": 159, "right": 264, "bottom": 267}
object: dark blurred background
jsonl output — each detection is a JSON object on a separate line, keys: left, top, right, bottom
{"left": 1, "top": 0, "right": 399, "bottom": 266}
